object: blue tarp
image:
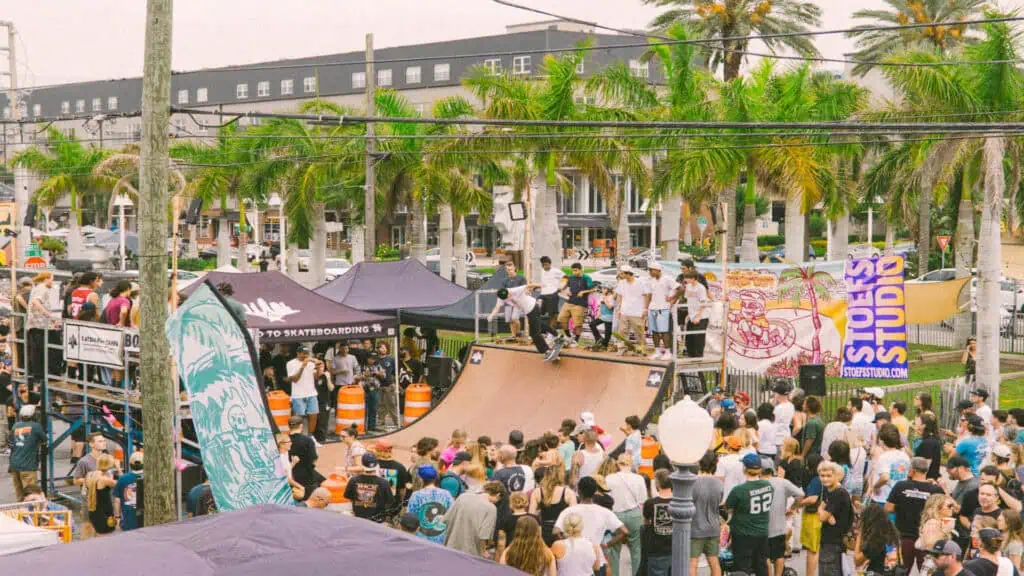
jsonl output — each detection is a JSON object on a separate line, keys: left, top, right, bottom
{"left": 316, "top": 259, "right": 470, "bottom": 314}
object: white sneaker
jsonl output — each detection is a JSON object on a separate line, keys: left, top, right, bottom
{"left": 660, "top": 350, "right": 674, "bottom": 360}
{"left": 648, "top": 351, "right": 662, "bottom": 360}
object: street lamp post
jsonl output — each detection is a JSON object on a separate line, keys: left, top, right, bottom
{"left": 657, "top": 395, "right": 714, "bottom": 576}
{"left": 268, "top": 192, "right": 284, "bottom": 273}
{"left": 113, "top": 194, "right": 133, "bottom": 271}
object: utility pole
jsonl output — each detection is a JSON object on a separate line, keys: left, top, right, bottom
{"left": 364, "top": 33, "right": 376, "bottom": 261}
{"left": 139, "top": 0, "right": 175, "bottom": 526}
{"left": 0, "top": 21, "right": 27, "bottom": 265}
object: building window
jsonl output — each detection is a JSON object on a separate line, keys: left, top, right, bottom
{"left": 377, "top": 69, "right": 392, "bottom": 87}
{"left": 406, "top": 66, "right": 421, "bottom": 84}
{"left": 92, "top": 98, "right": 102, "bottom": 111}
{"left": 280, "top": 79, "right": 294, "bottom": 95}
{"left": 108, "top": 96, "right": 118, "bottom": 110}
{"left": 178, "top": 89, "right": 189, "bottom": 104}
{"left": 32, "top": 104, "right": 40, "bottom": 117}
{"left": 236, "top": 83, "right": 249, "bottom": 99}
{"left": 61, "top": 101, "right": 70, "bottom": 114}
{"left": 434, "top": 63, "right": 450, "bottom": 81}
{"left": 588, "top": 181, "right": 606, "bottom": 214}
{"left": 303, "top": 76, "right": 316, "bottom": 93}
{"left": 352, "top": 71, "right": 366, "bottom": 89}
{"left": 197, "top": 87, "right": 208, "bottom": 103}
{"left": 76, "top": 100, "right": 85, "bottom": 113}
{"left": 629, "top": 59, "right": 649, "bottom": 79}
{"left": 257, "top": 81, "right": 270, "bottom": 97}
{"left": 483, "top": 58, "right": 502, "bottom": 75}
{"left": 512, "top": 55, "right": 531, "bottom": 75}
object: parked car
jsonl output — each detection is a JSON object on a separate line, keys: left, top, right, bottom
{"left": 296, "top": 249, "right": 311, "bottom": 272}
{"left": 424, "top": 259, "right": 490, "bottom": 288}
{"left": 324, "top": 258, "right": 352, "bottom": 282}
{"left": 425, "top": 247, "right": 477, "bottom": 269}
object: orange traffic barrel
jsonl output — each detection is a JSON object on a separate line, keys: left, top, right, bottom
{"left": 267, "top": 390, "right": 291, "bottom": 430}
{"left": 638, "top": 436, "right": 659, "bottom": 478}
{"left": 321, "top": 473, "right": 350, "bottom": 504}
{"left": 403, "top": 383, "right": 432, "bottom": 425}
{"left": 336, "top": 385, "right": 366, "bottom": 435}
{"left": 114, "top": 447, "right": 125, "bottom": 465}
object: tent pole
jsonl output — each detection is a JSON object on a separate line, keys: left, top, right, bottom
{"left": 393, "top": 326, "right": 400, "bottom": 430}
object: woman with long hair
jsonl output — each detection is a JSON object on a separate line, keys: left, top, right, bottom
{"left": 86, "top": 454, "right": 119, "bottom": 535}
{"left": 917, "top": 493, "right": 956, "bottom": 574}
{"left": 790, "top": 390, "right": 807, "bottom": 443}
{"left": 466, "top": 442, "right": 493, "bottom": 479}
{"left": 739, "top": 410, "right": 760, "bottom": 451}
{"left": 550, "top": 513, "right": 600, "bottom": 576}
{"left": 1004, "top": 509, "right": 1024, "bottom": 570}
{"left": 843, "top": 429, "right": 868, "bottom": 501}
{"left": 530, "top": 464, "right": 577, "bottom": 546}
{"left": 499, "top": 516, "right": 556, "bottom": 576}
{"left": 854, "top": 503, "right": 899, "bottom": 574}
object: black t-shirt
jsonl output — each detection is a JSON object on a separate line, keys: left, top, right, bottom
{"left": 934, "top": 569, "right": 983, "bottom": 576}
{"left": 493, "top": 465, "right": 530, "bottom": 495}
{"left": 378, "top": 459, "right": 411, "bottom": 502}
{"left": 399, "top": 358, "right": 423, "bottom": 386}
{"left": 820, "top": 486, "right": 853, "bottom": 545}
{"left": 964, "top": 557, "right": 1020, "bottom": 576}
{"left": 288, "top": 433, "right": 318, "bottom": 487}
{"left": 566, "top": 275, "right": 593, "bottom": 306}
{"left": 860, "top": 541, "right": 888, "bottom": 574}
{"left": 915, "top": 436, "right": 945, "bottom": 480}
{"left": 887, "top": 479, "right": 945, "bottom": 537}
{"left": 0, "top": 373, "right": 11, "bottom": 406}
{"left": 499, "top": 512, "right": 540, "bottom": 545}
{"left": 780, "top": 458, "right": 807, "bottom": 488}
{"left": 343, "top": 473, "right": 393, "bottom": 522}
{"left": 643, "top": 496, "right": 673, "bottom": 556}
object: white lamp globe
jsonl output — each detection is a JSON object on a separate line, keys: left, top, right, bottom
{"left": 658, "top": 395, "right": 714, "bottom": 465}
{"left": 268, "top": 193, "right": 283, "bottom": 208}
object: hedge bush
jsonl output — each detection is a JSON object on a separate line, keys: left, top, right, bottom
{"left": 178, "top": 257, "right": 217, "bottom": 271}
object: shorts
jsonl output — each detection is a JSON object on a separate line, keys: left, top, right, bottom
{"left": 690, "top": 536, "right": 720, "bottom": 559}
{"left": 768, "top": 534, "right": 786, "bottom": 560}
{"left": 557, "top": 303, "right": 586, "bottom": 328}
{"left": 647, "top": 309, "right": 670, "bottom": 333}
{"left": 800, "top": 510, "right": 822, "bottom": 553}
{"left": 503, "top": 305, "right": 522, "bottom": 323}
{"left": 620, "top": 315, "right": 645, "bottom": 339}
{"left": 291, "top": 395, "right": 318, "bottom": 416}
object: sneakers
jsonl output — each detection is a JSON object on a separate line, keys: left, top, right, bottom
{"left": 648, "top": 351, "right": 662, "bottom": 360}
{"left": 659, "top": 350, "right": 674, "bottom": 360}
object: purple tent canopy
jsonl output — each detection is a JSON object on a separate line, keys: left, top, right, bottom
{"left": 315, "top": 260, "right": 470, "bottom": 314}
{"left": 182, "top": 271, "right": 396, "bottom": 343}
{"left": 6, "top": 505, "right": 520, "bottom": 576}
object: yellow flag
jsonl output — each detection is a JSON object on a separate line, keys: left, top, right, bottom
{"left": 905, "top": 277, "right": 970, "bottom": 325}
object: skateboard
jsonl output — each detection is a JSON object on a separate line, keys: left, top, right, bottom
{"left": 611, "top": 331, "right": 643, "bottom": 356}
{"left": 545, "top": 335, "right": 566, "bottom": 363}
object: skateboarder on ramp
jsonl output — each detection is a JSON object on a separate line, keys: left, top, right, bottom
{"left": 489, "top": 284, "right": 558, "bottom": 359}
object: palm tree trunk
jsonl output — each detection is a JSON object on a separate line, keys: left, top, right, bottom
{"left": 454, "top": 215, "right": 467, "bottom": 287}
{"left": 716, "top": 189, "right": 732, "bottom": 262}
{"left": 616, "top": 188, "right": 632, "bottom": 266}
{"left": 662, "top": 195, "right": 681, "bottom": 261}
{"left": 286, "top": 245, "right": 298, "bottom": 277}
{"left": 439, "top": 204, "right": 453, "bottom": 281}
{"left": 236, "top": 202, "right": 249, "bottom": 273}
{"left": 954, "top": 196, "right": 975, "bottom": 348}
{"left": 536, "top": 174, "right": 563, "bottom": 278}
{"left": 67, "top": 212, "right": 83, "bottom": 259}
{"left": 918, "top": 178, "right": 932, "bottom": 277}
{"left": 311, "top": 202, "right": 327, "bottom": 287}
{"left": 187, "top": 224, "right": 199, "bottom": 258}
{"left": 741, "top": 203, "right": 758, "bottom": 263}
{"left": 784, "top": 194, "right": 803, "bottom": 263}
{"left": 682, "top": 201, "right": 693, "bottom": 246}
{"left": 216, "top": 216, "right": 230, "bottom": 267}
{"left": 978, "top": 136, "right": 1006, "bottom": 407}
{"left": 1008, "top": 153, "right": 1021, "bottom": 239}
{"left": 409, "top": 198, "right": 426, "bottom": 264}
{"left": 832, "top": 212, "right": 849, "bottom": 261}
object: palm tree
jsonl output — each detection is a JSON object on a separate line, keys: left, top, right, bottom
{"left": 464, "top": 42, "right": 650, "bottom": 272}
{"left": 11, "top": 128, "right": 113, "bottom": 258}
{"left": 777, "top": 264, "right": 836, "bottom": 364}
{"left": 881, "top": 16, "right": 1023, "bottom": 403}
{"left": 847, "top": 0, "right": 986, "bottom": 76}
{"left": 643, "top": 0, "right": 822, "bottom": 81}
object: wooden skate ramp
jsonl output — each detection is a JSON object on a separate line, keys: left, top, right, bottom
{"left": 318, "top": 344, "right": 671, "bottom": 472}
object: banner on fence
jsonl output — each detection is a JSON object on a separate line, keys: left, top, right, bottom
{"left": 63, "top": 320, "right": 124, "bottom": 369}
{"left": 841, "top": 256, "right": 909, "bottom": 379}
{"left": 166, "top": 281, "right": 292, "bottom": 512}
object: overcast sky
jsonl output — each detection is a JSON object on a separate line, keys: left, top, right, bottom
{"left": 3, "top": 0, "right": 1022, "bottom": 88}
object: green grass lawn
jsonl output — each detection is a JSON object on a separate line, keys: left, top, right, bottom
{"left": 999, "top": 378, "right": 1024, "bottom": 407}
{"left": 909, "top": 343, "right": 956, "bottom": 354}
{"left": 826, "top": 362, "right": 972, "bottom": 388}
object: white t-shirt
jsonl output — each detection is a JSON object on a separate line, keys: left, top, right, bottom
{"left": 851, "top": 412, "right": 876, "bottom": 448}
{"left": 715, "top": 453, "right": 745, "bottom": 502}
{"left": 684, "top": 282, "right": 709, "bottom": 320}
{"left": 615, "top": 279, "right": 649, "bottom": 317}
{"left": 502, "top": 285, "right": 537, "bottom": 315}
{"left": 869, "top": 449, "right": 911, "bottom": 503}
{"left": 646, "top": 275, "right": 678, "bottom": 310}
{"left": 820, "top": 422, "right": 850, "bottom": 458}
{"left": 287, "top": 357, "right": 317, "bottom": 399}
{"left": 540, "top": 267, "right": 566, "bottom": 295}
{"left": 605, "top": 471, "right": 648, "bottom": 512}
{"left": 976, "top": 403, "right": 993, "bottom": 429}
{"left": 773, "top": 402, "right": 794, "bottom": 447}
{"left": 554, "top": 503, "right": 624, "bottom": 567}
{"left": 757, "top": 420, "right": 778, "bottom": 455}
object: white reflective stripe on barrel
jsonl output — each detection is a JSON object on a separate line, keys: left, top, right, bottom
{"left": 404, "top": 401, "right": 431, "bottom": 409}
{"left": 337, "top": 403, "right": 364, "bottom": 411}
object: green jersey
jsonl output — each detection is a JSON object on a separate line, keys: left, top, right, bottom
{"left": 725, "top": 479, "right": 774, "bottom": 537}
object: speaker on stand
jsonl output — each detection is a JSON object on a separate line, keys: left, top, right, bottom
{"left": 799, "top": 364, "right": 826, "bottom": 397}
{"left": 426, "top": 356, "right": 455, "bottom": 399}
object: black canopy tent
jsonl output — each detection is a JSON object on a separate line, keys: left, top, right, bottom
{"left": 315, "top": 259, "right": 470, "bottom": 315}
{"left": 181, "top": 271, "right": 396, "bottom": 344}
{"left": 399, "top": 268, "right": 510, "bottom": 332}
{"left": 5, "top": 505, "right": 520, "bottom": 576}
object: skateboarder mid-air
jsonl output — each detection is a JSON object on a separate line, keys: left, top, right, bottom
{"left": 490, "top": 284, "right": 561, "bottom": 360}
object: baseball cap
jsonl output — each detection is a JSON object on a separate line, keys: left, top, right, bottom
{"left": 956, "top": 399, "right": 974, "bottom": 411}
{"left": 979, "top": 528, "right": 1003, "bottom": 541}
{"left": 723, "top": 436, "right": 743, "bottom": 451}
{"left": 992, "top": 444, "right": 1012, "bottom": 460}
{"left": 399, "top": 512, "right": 420, "bottom": 532}
{"left": 733, "top": 391, "right": 750, "bottom": 405}
{"left": 971, "top": 388, "right": 990, "bottom": 400}
{"left": 772, "top": 381, "right": 792, "bottom": 395}
{"left": 742, "top": 453, "right": 762, "bottom": 470}
{"left": 720, "top": 398, "right": 736, "bottom": 411}
{"left": 874, "top": 411, "right": 891, "bottom": 423}
{"left": 296, "top": 344, "right": 310, "bottom": 353}
{"left": 946, "top": 455, "right": 970, "bottom": 470}
{"left": 712, "top": 387, "right": 724, "bottom": 395}
{"left": 760, "top": 457, "right": 775, "bottom": 472}
{"left": 416, "top": 464, "right": 438, "bottom": 481}
{"left": 361, "top": 452, "right": 379, "bottom": 469}
{"left": 648, "top": 262, "right": 663, "bottom": 271}
{"left": 619, "top": 265, "right": 634, "bottom": 275}
{"left": 926, "top": 539, "right": 962, "bottom": 557}
{"left": 451, "top": 451, "right": 473, "bottom": 465}
{"left": 864, "top": 387, "right": 885, "bottom": 399}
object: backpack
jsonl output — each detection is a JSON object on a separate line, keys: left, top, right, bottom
{"left": 439, "top": 471, "right": 468, "bottom": 498}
